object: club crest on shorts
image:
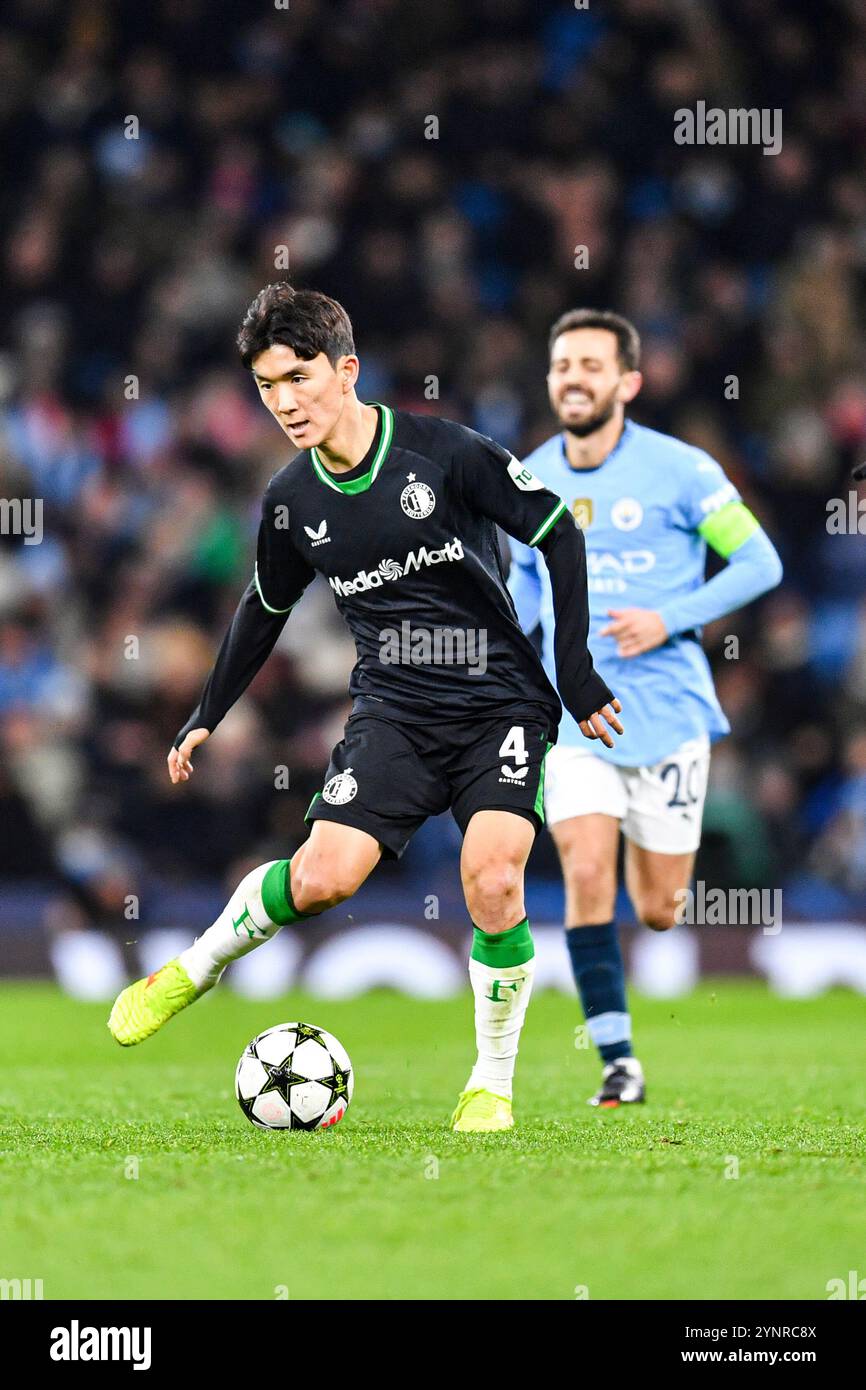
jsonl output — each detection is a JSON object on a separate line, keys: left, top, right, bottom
{"left": 323, "top": 769, "right": 358, "bottom": 805}
{"left": 400, "top": 476, "right": 436, "bottom": 519}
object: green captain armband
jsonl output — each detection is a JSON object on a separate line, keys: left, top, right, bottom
{"left": 698, "top": 501, "right": 760, "bottom": 558}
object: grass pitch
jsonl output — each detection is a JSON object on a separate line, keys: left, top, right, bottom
{"left": 0, "top": 981, "right": 863, "bottom": 1301}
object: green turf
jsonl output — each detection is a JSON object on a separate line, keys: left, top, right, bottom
{"left": 0, "top": 981, "right": 863, "bottom": 1300}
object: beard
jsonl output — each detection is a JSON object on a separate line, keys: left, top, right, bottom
{"left": 558, "top": 385, "right": 620, "bottom": 438}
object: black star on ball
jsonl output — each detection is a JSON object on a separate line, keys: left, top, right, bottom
{"left": 259, "top": 1060, "right": 309, "bottom": 1106}
{"left": 292, "top": 1023, "right": 328, "bottom": 1046}
{"left": 320, "top": 1067, "right": 352, "bottom": 1105}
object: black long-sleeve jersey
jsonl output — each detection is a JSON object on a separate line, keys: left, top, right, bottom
{"left": 175, "top": 405, "right": 614, "bottom": 747}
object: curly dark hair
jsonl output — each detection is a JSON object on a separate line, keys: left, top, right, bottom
{"left": 237, "top": 282, "right": 355, "bottom": 370}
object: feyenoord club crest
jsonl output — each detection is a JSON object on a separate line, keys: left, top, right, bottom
{"left": 572, "top": 497, "right": 593, "bottom": 529}
{"left": 400, "top": 475, "right": 436, "bottom": 519}
{"left": 322, "top": 769, "right": 358, "bottom": 805}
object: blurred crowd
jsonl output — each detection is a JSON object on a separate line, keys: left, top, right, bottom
{"left": 1, "top": 0, "right": 865, "bottom": 938}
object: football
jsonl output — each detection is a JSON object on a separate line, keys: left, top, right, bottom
{"left": 235, "top": 1022, "right": 353, "bottom": 1131}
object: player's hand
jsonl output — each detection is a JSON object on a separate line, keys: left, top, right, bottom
{"left": 578, "top": 698, "right": 623, "bottom": 748}
{"left": 600, "top": 608, "right": 668, "bottom": 658}
{"left": 168, "top": 728, "right": 210, "bottom": 784}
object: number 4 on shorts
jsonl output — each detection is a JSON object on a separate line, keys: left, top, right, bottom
{"left": 499, "top": 726, "right": 528, "bottom": 765}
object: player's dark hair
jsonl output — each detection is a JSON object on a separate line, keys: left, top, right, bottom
{"left": 548, "top": 309, "right": 641, "bottom": 372}
{"left": 237, "top": 282, "right": 355, "bottom": 370}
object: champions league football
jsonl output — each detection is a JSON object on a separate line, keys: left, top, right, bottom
{"left": 235, "top": 1023, "right": 353, "bottom": 1131}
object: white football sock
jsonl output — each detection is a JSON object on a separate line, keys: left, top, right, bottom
{"left": 465, "top": 957, "right": 535, "bottom": 1100}
{"left": 179, "top": 861, "right": 287, "bottom": 991}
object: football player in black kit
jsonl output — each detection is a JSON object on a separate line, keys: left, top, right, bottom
{"left": 109, "top": 282, "right": 622, "bottom": 1131}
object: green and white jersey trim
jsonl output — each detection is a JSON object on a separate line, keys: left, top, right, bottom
{"left": 254, "top": 562, "right": 295, "bottom": 614}
{"left": 309, "top": 403, "right": 395, "bottom": 495}
{"left": 528, "top": 497, "right": 568, "bottom": 547}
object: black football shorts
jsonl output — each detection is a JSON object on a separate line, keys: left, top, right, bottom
{"left": 305, "top": 708, "right": 554, "bottom": 858}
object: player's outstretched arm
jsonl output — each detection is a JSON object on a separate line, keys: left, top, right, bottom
{"left": 655, "top": 509, "right": 783, "bottom": 640}
{"left": 169, "top": 484, "right": 316, "bottom": 783}
{"left": 169, "top": 579, "right": 293, "bottom": 781}
{"left": 644, "top": 455, "right": 782, "bottom": 649}
{"left": 536, "top": 511, "right": 623, "bottom": 744}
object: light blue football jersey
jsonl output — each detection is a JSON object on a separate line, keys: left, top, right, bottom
{"left": 508, "top": 420, "right": 736, "bottom": 766}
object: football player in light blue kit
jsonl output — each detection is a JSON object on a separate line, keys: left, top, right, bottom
{"left": 509, "top": 310, "right": 783, "bottom": 1106}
